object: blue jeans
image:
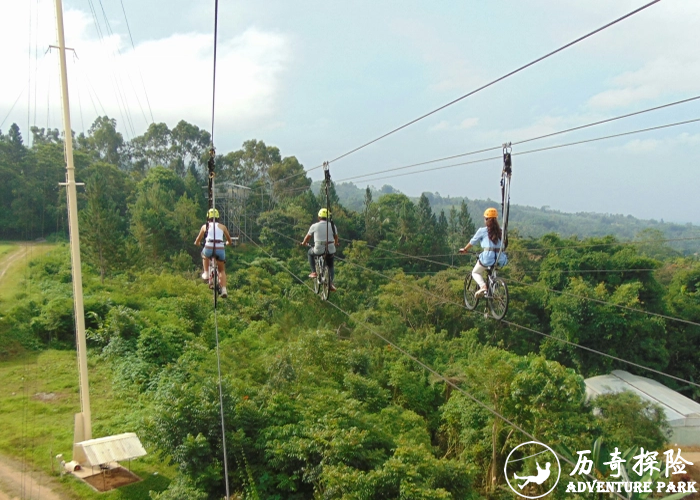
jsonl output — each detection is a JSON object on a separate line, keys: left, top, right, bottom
{"left": 308, "top": 248, "right": 334, "bottom": 283}
{"left": 202, "top": 247, "right": 226, "bottom": 262}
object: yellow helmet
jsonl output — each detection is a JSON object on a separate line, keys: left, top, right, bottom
{"left": 318, "top": 208, "right": 330, "bottom": 218}
{"left": 483, "top": 208, "right": 498, "bottom": 219}
{"left": 207, "top": 208, "right": 220, "bottom": 219}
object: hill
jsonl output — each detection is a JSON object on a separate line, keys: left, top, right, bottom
{"left": 317, "top": 181, "right": 700, "bottom": 254}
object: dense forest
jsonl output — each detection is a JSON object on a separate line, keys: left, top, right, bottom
{"left": 1, "top": 118, "right": 699, "bottom": 499}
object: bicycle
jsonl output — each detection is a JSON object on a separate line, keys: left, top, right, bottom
{"left": 311, "top": 251, "right": 331, "bottom": 301}
{"left": 203, "top": 242, "right": 228, "bottom": 305}
{"left": 463, "top": 260, "right": 509, "bottom": 320}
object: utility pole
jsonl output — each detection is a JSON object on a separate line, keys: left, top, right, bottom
{"left": 54, "top": 0, "right": 91, "bottom": 447}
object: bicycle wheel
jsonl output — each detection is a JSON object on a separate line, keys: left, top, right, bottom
{"left": 211, "top": 268, "right": 219, "bottom": 306}
{"left": 464, "top": 274, "right": 480, "bottom": 310}
{"left": 320, "top": 265, "right": 330, "bottom": 301}
{"left": 488, "top": 278, "right": 509, "bottom": 320}
{"left": 313, "top": 259, "right": 321, "bottom": 294}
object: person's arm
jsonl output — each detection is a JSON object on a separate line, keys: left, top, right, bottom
{"left": 194, "top": 226, "right": 205, "bottom": 245}
{"left": 458, "top": 243, "right": 473, "bottom": 254}
{"left": 222, "top": 225, "right": 233, "bottom": 246}
{"left": 301, "top": 226, "right": 313, "bottom": 246}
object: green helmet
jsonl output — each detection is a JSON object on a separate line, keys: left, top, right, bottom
{"left": 207, "top": 208, "right": 219, "bottom": 219}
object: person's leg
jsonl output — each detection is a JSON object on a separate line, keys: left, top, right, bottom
{"left": 325, "top": 253, "right": 336, "bottom": 291}
{"left": 308, "top": 248, "right": 317, "bottom": 276}
{"left": 471, "top": 261, "right": 487, "bottom": 291}
{"left": 201, "top": 249, "right": 211, "bottom": 279}
{"left": 327, "top": 253, "right": 335, "bottom": 283}
{"left": 217, "top": 260, "right": 226, "bottom": 287}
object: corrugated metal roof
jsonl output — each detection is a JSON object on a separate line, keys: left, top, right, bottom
{"left": 585, "top": 370, "right": 700, "bottom": 427}
{"left": 74, "top": 433, "right": 147, "bottom": 466}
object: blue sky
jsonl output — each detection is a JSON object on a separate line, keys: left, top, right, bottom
{"left": 2, "top": 0, "right": 700, "bottom": 224}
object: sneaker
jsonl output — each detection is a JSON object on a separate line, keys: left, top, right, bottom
{"left": 308, "top": 272, "right": 317, "bottom": 278}
{"left": 220, "top": 287, "right": 228, "bottom": 298}
{"left": 330, "top": 284, "right": 337, "bottom": 292}
{"left": 201, "top": 272, "right": 209, "bottom": 280}
{"left": 475, "top": 287, "right": 487, "bottom": 298}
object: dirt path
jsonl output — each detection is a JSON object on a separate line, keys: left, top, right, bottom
{"left": 0, "top": 245, "right": 67, "bottom": 499}
{"left": 0, "top": 455, "right": 65, "bottom": 500}
{"left": 0, "top": 246, "right": 29, "bottom": 284}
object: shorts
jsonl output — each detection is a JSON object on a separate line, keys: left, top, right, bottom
{"left": 202, "top": 247, "right": 226, "bottom": 262}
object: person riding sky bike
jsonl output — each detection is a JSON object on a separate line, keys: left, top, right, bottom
{"left": 300, "top": 208, "right": 339, "bottom": 292}
{"left": 194, "top": 208, "right": 233, "bottom": 298}
{"left": 458, "top": 207, "right": 508, "bottom": 297}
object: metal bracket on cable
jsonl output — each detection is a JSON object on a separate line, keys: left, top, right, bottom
{"left": 502, "top": 142, "right": 512, "bottom": 176}
{"left": 323, "top": 160, "right": 330, "bottom": 182}
{"left": 207, "top": 147, "right": 216, "bottom": 210}
{"left": 500, "top": 142, "right": 512, "bottom": 252}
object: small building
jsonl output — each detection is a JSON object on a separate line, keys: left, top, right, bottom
{"left": 585, "top": 370, "right": 700, "bottom": 446}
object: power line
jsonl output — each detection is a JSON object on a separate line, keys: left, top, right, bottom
{"left": 237, "top": 227, "right": 626, "bottom": 499}
{"left": 326, "top": 0, "right": 662, "bottom": 166}
{"left": 334, "top": 94, "right": 700, "bottom": 184}
{"left": 119, "top": 0, "right": 155, "bottom": 123}
{"left": 0, "top": 90, "right": 26, "bottom": 131}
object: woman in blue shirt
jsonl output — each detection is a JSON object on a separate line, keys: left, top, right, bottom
{"left": 458, "top": 208, "right": 507, "bottom": 296}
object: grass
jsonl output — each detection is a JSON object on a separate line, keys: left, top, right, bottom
{"left": 0, "top": 349, "right": 174, "bottom": 499}
{"left": 0, "top": 243, "right": 17, "bottom": 260}
{"left": 0, "top": 243, "right": 57, "bottom": 310}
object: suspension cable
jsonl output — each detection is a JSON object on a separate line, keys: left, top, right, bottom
{"left": 211, "top": 0, "right": 220, "bottom": 145}
{"left": 331, "top": 94, "right": 700, "bottom": 185}
{"left": 506, "top": 277, "right": 700, "bottom": 328}
{"left": 207, "top": 0, "right": 229, "bottom": 496}
{"left": 263, "top": 216, "right": 700, "bottom": 332}
{"left": 325, "top": 0, "right": 661, "bottom": 166}
{"left": 322, "top": 251, "right": 700, "bottom": 391}
{"left": 238, "top": 226, "right": 626, "bottom": 499}
{"left": 339, "top": 117, "right": 700, "bottom": 185}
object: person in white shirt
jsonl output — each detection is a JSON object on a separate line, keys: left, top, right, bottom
{"left": 300, "top": 208, "right": 339, "bottom": 291}
{"left": 194, "top": 208, "right": 234, "bottom": 298}
{"left": 458, "top": 207, "right": 508, "bottom": 297}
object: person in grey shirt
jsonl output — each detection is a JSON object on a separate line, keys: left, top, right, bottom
{"left": 300, "top": 208, "right": 339, "bottom": 291}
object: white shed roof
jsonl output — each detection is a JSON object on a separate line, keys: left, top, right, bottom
{"left": 585, "top": 370, "right": 700, "bottom": 428}
{"left": 73, "top": 432, "right": 147, "bottom": 466}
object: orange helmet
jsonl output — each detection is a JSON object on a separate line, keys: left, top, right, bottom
{"left": 483, "top": 208, "right": 498, "bottom": 219}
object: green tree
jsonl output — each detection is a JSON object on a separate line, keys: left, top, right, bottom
{"left": 80, "top": 167, "right": 127, "bottom": 281}
{"left": 87, "top": 116, "right": 124, "bottom": 166}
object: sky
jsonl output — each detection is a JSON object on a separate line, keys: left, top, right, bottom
{"left": 2, "top": 0, "right": 700, "bottom": 224}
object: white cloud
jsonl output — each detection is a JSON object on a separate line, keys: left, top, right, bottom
{"left": 459, "top": 117, "right": 479, "bottom": 129}
{"left": 620, "top": 131, "right": 700, "bottom": 153}
{"left": 582, "top": 2, "right": 700, "bottom": 109}
{"left": 428, "top": 118, "right": 479, "bottom": 132}
{"left": 429, "top": 120, "right": 450, "bottom": 132}
{"left": 389, "top": 18, "right": 484, "bottom": 94}
{"left": 0, "top": 0, "right": 290, "bottom": 138}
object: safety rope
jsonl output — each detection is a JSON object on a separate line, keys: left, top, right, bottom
{"left": 499, "top": 142, "right": 512, "bottom": 257}
{"left": 207, "top": 0, "right": 229, "bottom": 495}
{"left": 323, "top": 161, "right": 333, "bottom": 256}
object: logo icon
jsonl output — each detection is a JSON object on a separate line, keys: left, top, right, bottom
{"left": 504, "top": 441, "right": 561, "bottom": 499}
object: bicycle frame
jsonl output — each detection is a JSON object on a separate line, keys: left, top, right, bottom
{"left": 312, "top": 252, "right": 331, "bottom": 301}
{"left": 463, "top": 259, "right": 509, "bottom": 320}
